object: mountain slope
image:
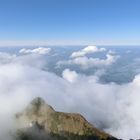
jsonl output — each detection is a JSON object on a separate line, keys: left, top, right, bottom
{"left": 15, "top": 97, "right": 117, "bottom": 140}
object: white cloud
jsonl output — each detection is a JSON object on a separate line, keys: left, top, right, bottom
{"left": 0, "top": 52, "right": 16, "bottom": 64}
{"left": 61, "top": 70, "right": 140, "bottom": 139}
{"left": 71, "top": 45, "right": 106, "bottom": 58}
{"left": 62, "top": 69, "right": 78, "bottom": 83}
{"left": 0, "top": 50, "right": 140, "bottom": 139}
{"left": 58, "top": 53, "right": 119, "bottom": 69}
{"left": 58, "top": 46, "right": 118, "bottom": 69}
{"left": 19, "top": 47, "right": 51, "bottom": 55}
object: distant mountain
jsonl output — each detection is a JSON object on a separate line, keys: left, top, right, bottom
{"left": 15, "top": 97, "right": 117, "bottom": 140}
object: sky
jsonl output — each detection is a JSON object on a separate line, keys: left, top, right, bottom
{"left": 0, "top": 0, "right": 140, "bottom": 46}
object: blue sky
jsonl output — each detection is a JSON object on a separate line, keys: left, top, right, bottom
{"left": 0, "top": 0, "right": 140, "bottom": 46}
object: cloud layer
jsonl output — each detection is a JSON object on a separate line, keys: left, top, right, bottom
{"left": 0, "top": 47, "right": 140, "bottom": 139}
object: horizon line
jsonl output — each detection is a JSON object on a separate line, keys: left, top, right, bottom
{"left": 0, "top": 40, "right": 140, "bottom": 47}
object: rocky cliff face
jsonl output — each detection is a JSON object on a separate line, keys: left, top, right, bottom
{"left": 15, "top": 97, "right": 117, "bottom": 140}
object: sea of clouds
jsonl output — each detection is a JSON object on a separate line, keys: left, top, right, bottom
{"left": 0, "top": 46, "right": 140, "bottom": 139}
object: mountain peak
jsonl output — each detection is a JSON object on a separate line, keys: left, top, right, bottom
{"left": 31, "top": 97, "right": 46, "bottom": 105}
{"left": 16, "top": 98, "right": 117, "bottom": 140}
{"left": 25, "top": 97, "right": 54, "bottom": 116}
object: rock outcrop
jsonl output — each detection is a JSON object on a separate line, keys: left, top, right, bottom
{"left": 15, "top": 97, "right": 117, "bottom": 140}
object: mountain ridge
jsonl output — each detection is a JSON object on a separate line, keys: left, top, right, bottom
{"left": 15, "top": 97, "right": 117, "bottom": 140}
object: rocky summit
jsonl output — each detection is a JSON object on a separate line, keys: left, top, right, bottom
{"left": 15, "top": 97, "right": 117, "bottom": 140}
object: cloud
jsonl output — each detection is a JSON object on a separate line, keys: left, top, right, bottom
{"left": 62, "top": 69, "right": 79, "bottom": 83}
{"left": 0, "top": 49, "right": 140, "bottom": 139}
{"left": 0, "top": 52, "right": 16, "bottom": 64}
{"left": 19, "top": 47, "right": 51, "bottom": 55}
{"left": 57, "top": 46, "right": 119, "bottom": 69}
{"left": 61, "top": 69, "right": 140, "bottom": 139}
{"left": 71, "top": 45, "right": 106, "bottom": 58}
{"left": 58, "top": 53, "right": 119, "bottom": 69}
